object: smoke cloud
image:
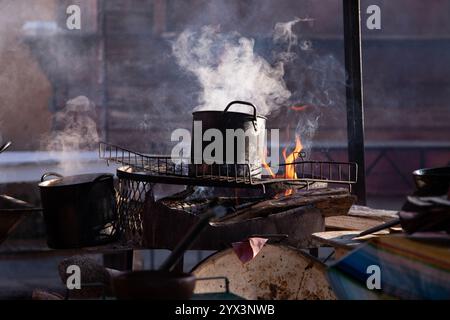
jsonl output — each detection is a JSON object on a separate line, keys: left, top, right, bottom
{"left": 172, "top": 25, "right": 292, "bottom": 116}
{"left": 42, "top": 95, "right": 99, "bottom": 174}
{"left": 171, "top": 18, "right": 346, "bottom": 158}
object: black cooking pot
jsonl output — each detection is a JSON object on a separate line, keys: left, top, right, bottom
{"left": 191, "top": 101, "right": 266, "bottom": 179}
{"left": 38, "top": 173, "right": 118, "bottom": 249}
{"left": 412, "top": 166, "right": 450, "bottom": 196}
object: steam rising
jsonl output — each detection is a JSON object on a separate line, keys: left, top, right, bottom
{"left": 172, "top": 26, "right": 292, "bottom": 116}
{"left": 274, "top": 17, "right": 314, "bottom": 56}
{"left": 171, "top": 18, "right": 346, "bottom": 157}
{"left": 42, "top": 96, "right": 99, "bottom": 173}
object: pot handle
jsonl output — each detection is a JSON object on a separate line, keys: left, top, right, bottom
{"left": 41, "top": 172, "right": 63, "bottom": 182}
{"left": 224, "top": 101, "right": 257, "bottom": 121}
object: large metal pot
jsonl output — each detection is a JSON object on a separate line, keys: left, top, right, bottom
{"left": 191, "top": 101, "right": 266, "bottom": 179}
{"left": 38, "top": 173, "right": 118, "bottom": 249}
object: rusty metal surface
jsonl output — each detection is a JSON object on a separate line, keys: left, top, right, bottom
{"left": 140, "top": 188, "right": 354, "bottom": 250}
{"left": 142, "top": 199, "right": 326, "bottom": 250}
{"left": 192, "top": 244, "right": 336, "bottom": 300}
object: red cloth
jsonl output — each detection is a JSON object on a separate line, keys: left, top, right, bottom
{"left": 232, "top": 237, "right": 268, "bottom": 264}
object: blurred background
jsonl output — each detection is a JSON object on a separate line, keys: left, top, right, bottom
{"left": 0, "top": 0, "right": 449, "bottom": 217}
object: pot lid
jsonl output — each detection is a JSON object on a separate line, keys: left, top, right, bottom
{"left": 39, "top": 173, "right": 113, "bottom": 188}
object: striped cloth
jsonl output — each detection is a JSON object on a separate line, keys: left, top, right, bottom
{"left": 327, "top": 235, "right": 450, "bottom": 300}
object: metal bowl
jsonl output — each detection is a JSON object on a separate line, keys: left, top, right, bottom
{"left": 112, "top": 270, "right": 196, "bottom": 300}
{"left": 412, "top": 166, "right": 450, "bottom": 196}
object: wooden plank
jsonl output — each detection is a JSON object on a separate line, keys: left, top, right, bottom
{"left": 325, "top": 215, "right": 386, "bottom": 231}
{"left": 221, "top": 188, "right": 355, "bottom": 222}
{"left": 311, "top": 230, "right": 385, "bottom": 250}
{"left": 325, "top": 205, "right": 399, "bottom": 230}
{"left": 348, "top": 205, "right": 398, "bottom": 221}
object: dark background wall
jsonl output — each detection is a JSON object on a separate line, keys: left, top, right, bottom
{"left": 0, "top": 0, "right": 449, "bottom": 197}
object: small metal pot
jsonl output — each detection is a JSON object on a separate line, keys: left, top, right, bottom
{"left": 38, "top": 173, "right": 118, "bottom": 249}
{"left": 191, "top": 101, "right": 266, "bottom": 179}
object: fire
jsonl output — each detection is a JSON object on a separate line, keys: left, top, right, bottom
{"left": 290, "top": 105, "right": 308, "bottom": 112}
{"left": 262, "top": 141, "right": 277, "bottom": 178}
{"left": 283, "top": 135, "right": 303, "bottom": 180}
{"left": 262, "top": 134, "right": 303, "bottom": 196}
{"left": 282, "top": 135, "right": 303, "bottom": 196}
{"left": 262, "top": 161, "right": 276, "bottom": 179}
{"left": 261, "top": 105, "right": 307, "bottom": 196}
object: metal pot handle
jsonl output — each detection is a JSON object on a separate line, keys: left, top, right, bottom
{"left": 41, "top": 172, "right": 63, "bottom": 182}
{"left": 223, "top": 101, "right": 257, "bottom": 121}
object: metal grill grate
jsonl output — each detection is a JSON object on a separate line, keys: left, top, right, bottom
{"left": 99, "top": 142, "right": 254, "bottom": 184}
{"left": 100, "top": 142, "right": 358, "bottom": 190}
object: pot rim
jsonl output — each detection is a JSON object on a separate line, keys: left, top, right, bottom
{"left": 38, "top": 173, "right": 114, "bottom": 188}
{"left": 412, "top": 166, "right": 450, "bottom": 177}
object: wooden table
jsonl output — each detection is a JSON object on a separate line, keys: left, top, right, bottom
{"left": 314, "top": 205, "right": 400, "bottom": 259}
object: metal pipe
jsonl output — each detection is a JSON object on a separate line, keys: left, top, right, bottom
{"left": 343, "top": 0, "right": 367, "bottom": 204}
{"left": 100, "top": 0, "right": 109, "bottom": 143}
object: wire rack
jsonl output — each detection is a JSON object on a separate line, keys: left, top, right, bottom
{"left": 101, "top": 142, "right": 358, "bottom": 245}
{"left": 115, "top": 176, "right": 154, "bottom": 245}
{"left": 99, "top": 142, "right": 358, "bottom": 189}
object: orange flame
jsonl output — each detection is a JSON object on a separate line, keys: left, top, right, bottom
{"left": 262, "top": 161, "right": 277, "bottom": 178}
{"left": 282, "top": 135, "right": 303, "bottom": 196}
{"left": 261, "top": 105, "right": 306, "bottom": 196}
{"left": 283, "top": 135, "right": 303, "bottom": 180}
{"left": 290, "top": 105, "right": 308, "bottom": 112}
{"left": 262, "top": 141, "right": 277, "bottom": 178}
{"left": 262, "top": 135, "right": 303, "bottom": 196}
